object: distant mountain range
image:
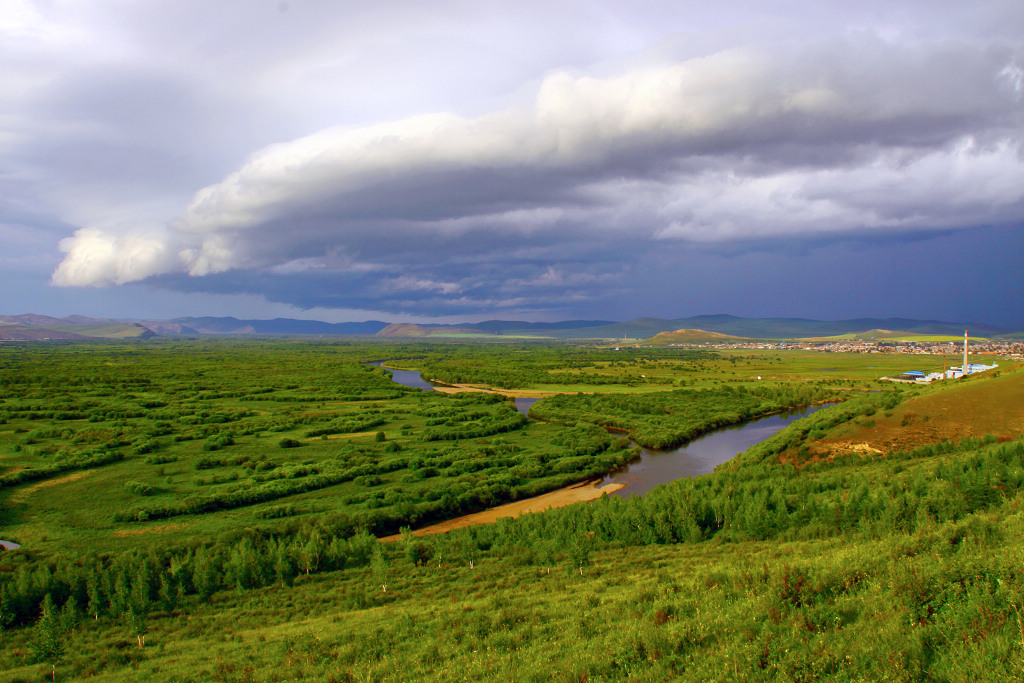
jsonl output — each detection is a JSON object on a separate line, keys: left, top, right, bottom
{"left": 0, "top": 313, "right": 1018, "bottom": 342}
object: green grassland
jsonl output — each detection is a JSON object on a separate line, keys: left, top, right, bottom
{"left": 2, "top": 340, "right": 1023, "bottom": 681}
{"left": 397, "top": 344, "right": 930, "bottom": 391}
{"left": 708, "top": 349, "right": 965, "bottom": 384}
{"left": 0, "top": 341, "right": 653, "bottom": 556}
{"left": 4, "top": 341, "right": 867, "bottom": 557}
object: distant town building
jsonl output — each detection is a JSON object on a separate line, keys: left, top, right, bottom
{"left": 896, "top": 371, "right": 927, "bottom": 381}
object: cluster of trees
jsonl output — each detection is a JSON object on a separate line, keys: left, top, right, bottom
{"left": 109, "top": 423, "right": 634, "bottom": 530}
{"left": 0, "top": 450, "right": 123, "bottom": 488}
{"left": 0, "top": 527, "right": 382, "bottom": 631}
{"left": 421, "top": 409, "right": 527, "bottom": 441}
{"left": 241, "top": 389, "right": 407, "bottom": 402}
{"left": 111, "top": 457, "right": 411, "bottom": 523}
{"left": 303, "top": 415, "right": 387, "bottom": 438}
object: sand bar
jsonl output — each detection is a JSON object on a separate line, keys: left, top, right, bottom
{"left": 384, "top": 479, "right": 625, "bottom": 540}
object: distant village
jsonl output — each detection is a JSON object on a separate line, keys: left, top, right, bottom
{"left": 677, "top": 337, "right": 1021, "bottom": 384}
{"left": 701, "top": 338, "right": 1024, "bottom": 359}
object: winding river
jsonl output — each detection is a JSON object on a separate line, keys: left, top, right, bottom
{"left": 368, "top": 361, "right": 439, "bottom": 392}
{"left": 373, "top": 362, "right": 830, "bottom": 498}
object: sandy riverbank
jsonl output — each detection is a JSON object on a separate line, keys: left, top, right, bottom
{"left": 384, "top": 479, "right": 625, "bottom": 540}
{"left": 430, "top": 383, "right": 562, "bottom": 398}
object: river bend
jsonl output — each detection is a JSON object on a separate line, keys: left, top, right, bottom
{"left": 373, "top": 362, "right": 829, "bottom": 498}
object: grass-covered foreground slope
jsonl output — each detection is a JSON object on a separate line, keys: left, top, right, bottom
{"left": 6, "top": 507, "right": 1024, "bottom": 682}
{"left": 1, "top": 353, "right": 1023, "bottom": 681}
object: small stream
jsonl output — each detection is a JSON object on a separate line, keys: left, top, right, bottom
{"left": 372, "top": 362, "right": 830, "bottom": 498}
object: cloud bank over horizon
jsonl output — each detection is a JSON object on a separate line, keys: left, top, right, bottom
{"left": 4, "top": 1, "right": 1024, "bottom": 324}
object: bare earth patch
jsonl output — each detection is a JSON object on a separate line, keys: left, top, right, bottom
{"left": 9, "top": 469, "right": 95, "bottom": 504}
{"left": 829, "top": 442, "right": 884, "bottom": 458}
{"left": 384, "top": 479, "right": 626, "bottom": 540}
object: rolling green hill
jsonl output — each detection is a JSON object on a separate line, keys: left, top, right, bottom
{"left": 375, "top": 323, "right": 493, "bottom": 338}
{"left": 645, "top": 328, "right": 748, "bottom": 344}
{"left": 0, "top": 316, "right": 156, "bottom": 340}
{"left": 0, "top": 324, "right": 92, "bottom": 341}
{"left": 45, "top": 323, "right": 156, "bottom": 339}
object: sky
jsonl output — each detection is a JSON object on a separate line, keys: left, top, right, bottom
{"left": 2, "top": 1, "right": 1023, "bottom": 328}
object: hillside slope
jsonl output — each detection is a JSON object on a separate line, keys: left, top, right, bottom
{"left": 0, "top": 324, "right": 92, "bottom": 340}
{"left": 813, "top": 363, "right": 1024, "bottom": 454}
{"left": 45, "top": 323, "right": 156, "bottom": 339}
{"left": 646, "top": 328, "right": 747, "bottom": 343}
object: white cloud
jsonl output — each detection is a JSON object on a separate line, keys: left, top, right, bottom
{"left": 377, "top": 276, "right": 463, "bottom": 295}
{"left": 52, "top": 226, "right": 177, "bottom": 286}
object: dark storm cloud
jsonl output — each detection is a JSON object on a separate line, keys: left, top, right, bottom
{"left": 53, "top": 36, "right": 1024, "bottom": 292}
{"left": 2, "top": 1, "right": 1023, "bottom": 322}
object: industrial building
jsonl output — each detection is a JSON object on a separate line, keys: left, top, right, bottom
{"left": 887, "top": 330, "right": 998, "bottom": 383}
{"left": 895, "top": 370, "right": 928, "bottom": 381}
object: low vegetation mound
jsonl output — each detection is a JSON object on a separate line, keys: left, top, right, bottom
{"left": 645, "top": 328, "right": 746, "bottom": 343}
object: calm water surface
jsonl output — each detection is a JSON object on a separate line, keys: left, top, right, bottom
{"left": 514, "top": 397, "right": 540, "bottom": 416}
{"left": 369, "top": 361, "right": 439, "bottom": 392}
{"left": 598, "top": 404, "right": 830, "bottom": 498}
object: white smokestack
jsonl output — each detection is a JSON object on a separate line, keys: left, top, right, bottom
{"left": 963, "top": 330, "right": 969, "bottom": 375}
